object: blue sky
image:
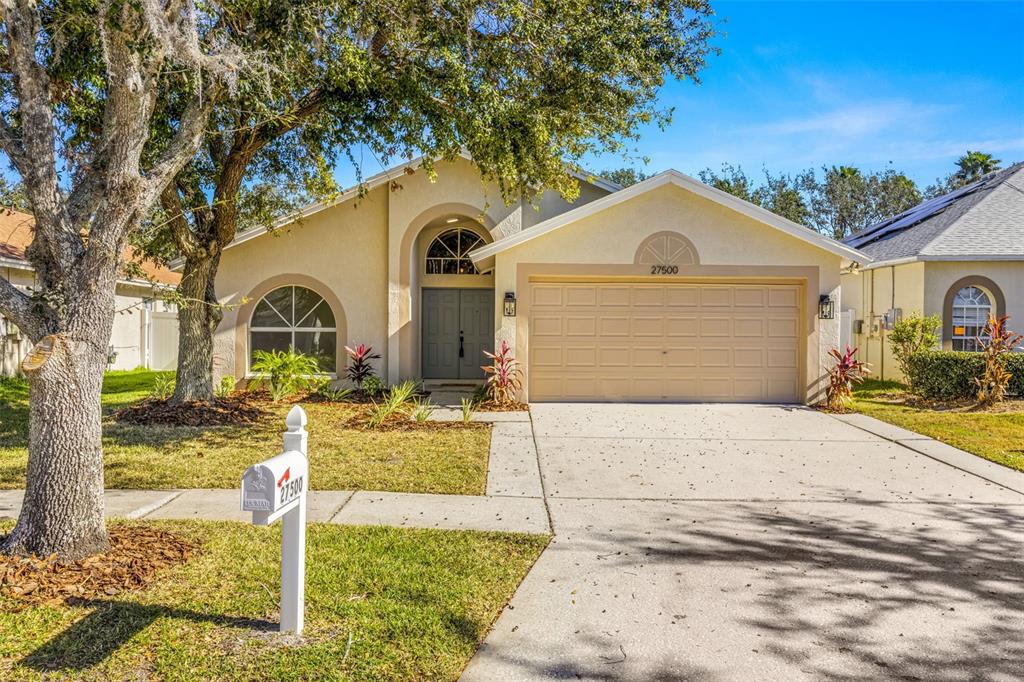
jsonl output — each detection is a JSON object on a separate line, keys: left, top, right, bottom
{"left": 582, "top": 0, "right": 1024, "bottom": 186}
{"left": 341, "top": 1, "right": 1023, "bottom": 189}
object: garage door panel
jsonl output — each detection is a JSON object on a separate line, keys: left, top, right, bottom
{"left": 734, "top": 318, "right": 765, "bottom": 337}
{"left": 700, "top": 287, "right": 733, "bottom": 307}
{"left": 701, "top": 317, "right": 731, "bottom": 337}
{"left": 598, "top": 287, "right": 630, "bottom": 306}
{"left": 599, "top": 316, "right": 630, "bottom": 336}
{"left": 767, "top": 318, "right": 799, "bottom": 338}
{"left": 666, "top": 288, "right": 699, "bottom": 307}
{"left": 666, "top": 316, "right": 698, "bottom": 336}
{"left": 734, "top": 348, "right": 765, "bottom": 368}
{"left": 768, "top": 287, "right": 800, "bottom": 308}
{"left": 632, "top": 288, "right": 665, "bottom": 306}
{"left": 532, "top": 316, "right": 563, "bottom": 336}
{"left": 529, "top": 280, "right": 802, "bottom": 403}
{"left": 665, "top": 347, "right": 698, "bottom": 367}
{"left": 565, "top": 316, "right": 596, "bottom": 336}
{"left": 632, "top": 316, "right": 664, "bottom": 336}
{"left": 633, "top": 347, "right": 664, "bottom": 367}
{"left": 597, "top": 347, "right": 631, "bottom": 367}
{"left": 532, "top": 285, "right": 563, "bottom": 306}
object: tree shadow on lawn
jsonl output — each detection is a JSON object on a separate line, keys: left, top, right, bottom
{"left": 577, "top": 500, "right": 1024, "bottom": 681}
{"left": 21, "top": 599, "right": 276, "bottom": 673}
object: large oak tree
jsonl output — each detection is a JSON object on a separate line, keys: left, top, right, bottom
{"left": 152, "top": 0, "right": 717, "bottom": 403}
{"left": 0, "top": 0, "right": 258, "bottom": 560}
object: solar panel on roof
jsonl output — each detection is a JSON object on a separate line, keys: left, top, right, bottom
{"left": 844, "top": 180, "right": 985, "bottom": 249}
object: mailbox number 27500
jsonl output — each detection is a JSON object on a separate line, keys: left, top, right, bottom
{"left": 280, "top": 476, "right": 304, "bottom": 505}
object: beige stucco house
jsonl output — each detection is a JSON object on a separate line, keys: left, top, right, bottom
{"left": 840, "top": 163, "right": 1024, "bottom": 380}
{"left": 211, "top": 154, "right": 867, "bottom": 404}
{"left": 0, "top": 209, "right": 181, "bottom": 375}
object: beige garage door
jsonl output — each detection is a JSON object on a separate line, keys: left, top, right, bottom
{"left": 528, "top": 280, "right": 803, "bottom": 403}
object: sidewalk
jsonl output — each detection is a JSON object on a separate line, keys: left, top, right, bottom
{"left": 0, "top": 419, "right": 550, "bottom": 535}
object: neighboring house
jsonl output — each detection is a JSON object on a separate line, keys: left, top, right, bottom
{"left": 0, "top": 209, "right": 181, "bottom": 375}
{"left": 209, "top": 154, "right": 866, "bottom": 404}
{"left": 840, "top": 162, "right": 1024, "bottom": 380}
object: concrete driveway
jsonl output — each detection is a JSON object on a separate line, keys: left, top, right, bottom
{"left": 462, "top": 404, "right": 1024, "bottom": 682}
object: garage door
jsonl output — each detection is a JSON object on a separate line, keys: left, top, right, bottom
{"left": 528, "top": 280, "right": 803, "bottom": 402}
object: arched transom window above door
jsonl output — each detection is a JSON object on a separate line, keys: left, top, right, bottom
{"left": 425, "top": 227, "right": 486, "bottom": 275}
{"left": 250, "top": 285, "right": 337, "bottom": 372}
{"left": 951, "top": 285, "right": 993, "bottom": 352}
{"left": 634, "top": 231, "right": 700, "bottom": 266}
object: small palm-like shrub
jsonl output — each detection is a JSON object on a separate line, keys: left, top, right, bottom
{"left": 345, "top": 344, "right": 381, "bottom": 391}
{"left": 825, "top": 346, "right": 870, "bottom": 411}
{"left": 251, "top": 349, "right": 320, "bottom": 402}
{"left": 150, "top": 372, "right": 176, "bottom": 400}
{"left": 482, "top": 341, "right": 522, "bottom": 405}
{"left": 214, "top": 375, "right": 236, "bottom": 399}
{"left": 975, "top": 315, "right": 1023, "bottom": 406}
{"left": 409, "top": 398, "right": 435, "bottom": 423}
{"left": 460, "top": 397, "right": 475, "bottom": 424}
{"left": 366, "top": 380, "right": 420, "bottom": 428}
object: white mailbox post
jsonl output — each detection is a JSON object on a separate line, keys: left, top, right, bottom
{"left": 241, "top": 405, "right": 309, "bottom": 635}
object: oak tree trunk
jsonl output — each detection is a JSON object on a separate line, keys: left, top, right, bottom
{"left": 170, "top": 252, "right": 223, "bottom": 404}
{"left": 1, "top": 333, "right": 110, "bottom": 559}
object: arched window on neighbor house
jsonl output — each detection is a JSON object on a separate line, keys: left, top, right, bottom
{"left": 425, "top": 227, "right": 485, "bottom": 275}
{"left": 950, "top": 285, "right": 993, "bottom": 352}
{"left": 250, "top": 285, "right": 337, "bottom": 372}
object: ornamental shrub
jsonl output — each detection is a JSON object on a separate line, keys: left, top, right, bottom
{"left": 888, "top": 313, "right": 940, "bottom": 386}
{"left": 905, "top": 351, "right": 985, "bottom": 401}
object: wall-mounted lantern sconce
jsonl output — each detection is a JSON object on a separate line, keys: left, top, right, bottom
{"left": 503, "top": 292, "right": 517, "bottom": 317}
{"left": 818, "top": 294, "right": 835, "bottom": 320}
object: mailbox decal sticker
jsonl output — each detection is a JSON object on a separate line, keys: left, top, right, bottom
{"left": 277, "top": 468, "right": 290, "bottom": 487}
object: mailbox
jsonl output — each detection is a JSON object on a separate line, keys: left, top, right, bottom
{"left": 240, "top": 405, "right": 309, "bottom": 635}
{"left": 241, "top": 450, "right": 308, "bottom": 525}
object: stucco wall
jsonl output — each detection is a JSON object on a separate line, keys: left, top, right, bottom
{"left": 493, "top": 183, "right": 843, "bottom": 403}
{"left": 213, "top": 184, "right": 390, "bottom": 381}
{"left": 924, "top": 261, "right": 1024, "bottom": 345}
{"left": 842, "top": 261, "right": 926, "bottom": 381}
{"left": 842, "top": 260, "right": 1023, "bottom": 381}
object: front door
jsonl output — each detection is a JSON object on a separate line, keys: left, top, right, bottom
{"left": 422, "top": 289, "right": 494, "bottom": 379}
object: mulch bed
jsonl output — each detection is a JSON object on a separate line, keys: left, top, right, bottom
{"left": 473, "top": 399, "right": 529, "bottom": 412}
{"left": 343, "top": 404, "right": 486, "bottom": 432}
{"left": 862, "top": 389, "right": 1024, "bottom": 414}
{"left": 0, "top": 525, "right": 197, "bottom": 608}
{"left": 113, "top": 396, "right": 269, "bottom": 426}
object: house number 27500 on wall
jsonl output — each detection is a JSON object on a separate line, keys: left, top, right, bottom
{"left": 650, "top": 265, "right": 679, "bottom": 275}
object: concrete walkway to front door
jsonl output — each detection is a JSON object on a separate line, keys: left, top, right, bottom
{"left": 461, "top": 403, "right": 1024, "bottom": 682}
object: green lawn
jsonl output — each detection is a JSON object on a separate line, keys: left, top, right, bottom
{"left": 852, "top": 379, "right": 1024, "bottom": 472}
{"left": 0, "top": 520, "right": 548, "bottom": 681}
{"left": 0, "top": 371, "right": 491, "bottom": 494}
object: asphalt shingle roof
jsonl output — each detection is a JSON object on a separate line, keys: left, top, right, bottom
{"left": 842, "top": 163, "right": 1024, "bottom": 261}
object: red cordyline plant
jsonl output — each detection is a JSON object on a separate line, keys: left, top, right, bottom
{"left": 344, "top": 344, "right": 381, "bottom": 390}
{"left": 826, "top": 346, "right": 870, "bottom": 411}
{"left": 976, "top": 315, "right": 1023, "bottom": 406}
{"left": 482, "top": 341, "right": 523, "bottom": 405}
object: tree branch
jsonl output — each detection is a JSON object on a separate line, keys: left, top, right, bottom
{"left": 0, "top": 277, "right": 50, "bottom": 343}
{"left": 144, "top": 89, "right": 219, "bottom": 204}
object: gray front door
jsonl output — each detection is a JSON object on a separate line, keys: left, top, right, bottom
{"left": 422, "top": 289, "right": 494, "bottom": 379}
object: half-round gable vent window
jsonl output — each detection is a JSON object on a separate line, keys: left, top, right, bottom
{"left": 250, "top": 285, "right": 337, "bottom": 372}
{"left": 634, "top": 231, "right": 699, "bottom": 266}
{"left": 425, "top": 227, "right": 485, "bottom": 275}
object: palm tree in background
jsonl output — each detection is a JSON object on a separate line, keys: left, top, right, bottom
{"left": 954, "top": 151, "right": 1001, "bottom": 185}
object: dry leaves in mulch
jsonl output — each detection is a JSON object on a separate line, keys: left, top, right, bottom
{"left": 472, "top": 399, "right": 528, "bottom": 412}
{"left": 0, "top": 525, "right": 197, "bottom": 608}
{"left": 113, "top": 396, "right": 269, "bottom": 426}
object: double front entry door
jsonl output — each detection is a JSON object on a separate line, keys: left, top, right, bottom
{"left": 421, "top": 289, "right": 495, "bottom": 380}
